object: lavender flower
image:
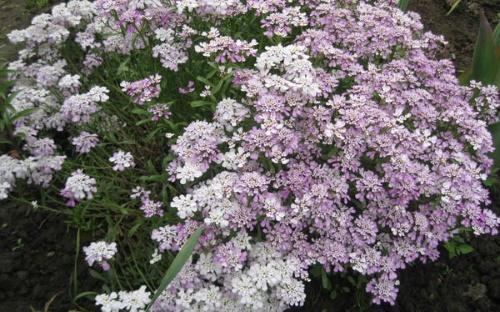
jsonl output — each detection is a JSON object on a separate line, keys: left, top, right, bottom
{"left": 72, "top": 131, "right": 99, "bottom": 154}
{"left": 120, "top": 74, "right": 162, "bottom": 105}
{"left": 60, "top": 169, "right": 96, "bottom": 207}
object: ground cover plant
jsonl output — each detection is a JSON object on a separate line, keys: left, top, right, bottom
{"left": 1, "top": 0, "right": 499, "bottom": 311}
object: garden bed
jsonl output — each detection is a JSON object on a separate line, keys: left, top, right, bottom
{"left": 0, "top": 0, "right": 499, "bottom": 311}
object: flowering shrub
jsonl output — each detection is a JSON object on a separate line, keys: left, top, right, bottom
{"left": 2, "top": 0, "right": 500, "bottom": 310}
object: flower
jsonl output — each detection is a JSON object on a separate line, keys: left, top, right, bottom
{"left": 60, "top": 169, "right": 96, "bottom": 207}
{"left": 72, "top": 131, "right": 99, "bottom": 154}
{"left": 120, "top": 74, "right": 162, "bottom": 105}
{"left": 83, "top": 241, "right": 117, "bottom": 271}
{"left": 109, "top": 151, "right": 135, "bottom": 171}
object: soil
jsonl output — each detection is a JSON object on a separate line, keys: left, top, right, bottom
{"left": 0, "top": 0, "right": 499, "bottom": 312}
{"left": 0, "top": 0, "right": 34, "bottom": 62}
{"left": 408, "top": 0, "right": 499, "bottom": 71}
{"left": 0, "top": 201, "right": 98, "bottom": 312}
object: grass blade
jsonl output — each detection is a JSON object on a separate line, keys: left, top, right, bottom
{"left": 398, "top": 0, "right": 410, "bottom": 11}
{"left": 471, "top": 11, "right": 498, "bottom": 86}
{"left": 446, "top": 0, "right": 462, "bottom": 16}
{"left": 489, "top": 122, "right": 500, "bottom": 167}
{"left": 146, "top": 227, "right": 204, "bottom": 311}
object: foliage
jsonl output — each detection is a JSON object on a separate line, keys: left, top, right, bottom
{"left": 2, "top": 0, "right": 499, "bottom": 311}
{"left": 25, "top": 0, "right": 51, "bottom": 12}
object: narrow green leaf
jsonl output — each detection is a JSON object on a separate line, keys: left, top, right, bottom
{"left": 190, "top": 100, "right": 212, "bottom": 108}
{"left": 73, "top": 291, "right": 98, "bottom": 302}
{"left": 446, "top": 0, "right": 462, "bottom": 16}
{"left": 321, "top": 269, "right": 332, "bottom": 291}
{"left": 89, "top": 269, "right": 108, "bottom": 282}
{"left": 493, "top": 23, "right": 500, "bottom": 46}
{"left": 196, "top": 76, "right": 213, "bottom": 87}
{"left": 10, "top": 108, "right": 37, "bottom": 122}
{"left": 489, "top": 121, "right": 500, "bottom": 167}
{"left": 147, "top": 227, "right": 204, "bottom": 310}
{"left": 135, "top": 119, "right": 150, "bottom": 126}
{"left": 139, "top": 175, "right": 164, "bottom": 182}
{"left": 398, "top": 0, "right": 410, "bottom": 11}
{"left": 458, "top": 244, "right": 474, "bottom": 255}
{"left": 131, "top": 108, "right": 149, "bottom": 116}
{"left": 471, "top": 12, "right": 498, "bottom": 85}
{"left": 128, "top": 221, "right": 143, "bottom": 237}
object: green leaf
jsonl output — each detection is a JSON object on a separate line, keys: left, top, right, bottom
{"left": 458, "top": 243, "right": 474, "bottom": 255}
{"left": 190, "top": 100, "right": 212, "bottom": 108}
{"left": 398, "top": 0, "right": 410, "bottom": 11}
{"left": 117, "top": 57, "right": 131, "bottom": 76}
{"left": 446, "top": 0, "right": 462, "bottom": 16}
{"left": 321, "top": 269, "right": 332, "bottom": 291}
{"left": 196, "top": 76, "right": 213, "bottom": 87}
{"left": 147, "top": 227, "right": 204, "bottom": 310}
{"left": 132, "top": 108, "right": 149, "bottom": 116}
{"left": 139, "top": 175, "right": 164, "bottom": 182}
{"left": 89, "top": 269, "right": 108, "bottom": 282}
{"left": 10, "top": 108, "right": 37, "bottom": 122}
{"left": 73, "top": 291, "right": 98, "bottom": 302}
{"left": 470, "top": 12, "right": 499, "bottom": 85}
{"left": 493, "top": 23, "right": 500, "bottom": 46}
{"left": 135, "top": 119, "right": 150, "bottom": 126}
{"left": 128, "top": 221, "right": 143, "bottom": 237}
{"left": 488, "top": 121, "right": 500, "bottom": 167}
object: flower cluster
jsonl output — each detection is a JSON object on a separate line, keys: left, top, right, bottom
{"left": 3, "top": 0, "right": 499, "bottom": 310}
{"left": 131, "top": 186, "right": 164, "bottom": 218}
{"left": 0, "top": 154, "right": 66, "bottom": 199}
{"left": 195, "top": 28, "right": 258, "bottom": 63}
{"left": 109, "top": 150, "right": 135, "bottom": 172}
{"left": 60, "top": 169, "right": 97, "bottom": 207}
{"left": 120, "top": 75, "right": 162, "bottom": 105}
{"left": 95, "top": 285, "right": 150, "bottom": 312}
{"left": 72, "top": 131, "right": 99, "bottom": 154}
{"left": 60, "top": 86, "right": 110, "bottom": 124}
{"left": 83, "top": 241, "right": 118, "bottom": 271}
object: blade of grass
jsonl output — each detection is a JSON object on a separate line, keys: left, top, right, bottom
{"left": 398, "top": 0, "right": 410, "bottom": 11}
{"left": 72, "top": 228, "right": 80, "bottom": 300}
{"left": 446, "top": 0, "right": 462, "bottom": 16}
{"left": 146, "top": 227, "right": 203, "bottom": 311}
{"left": 471, "top": 11, "right": 498, "bottom": 85}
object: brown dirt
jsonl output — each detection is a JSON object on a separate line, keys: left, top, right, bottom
{"left": 408, "top": 0, "right": 499, "bottom": 71}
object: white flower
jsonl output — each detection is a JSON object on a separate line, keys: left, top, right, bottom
{"left": 119, "top": 286, "right": 151, "bottom": 312}
{"left": 171, "top": 194, "right": 198, "bottom": 219}
{"left": 62, "top": 169, "right": 97, "bottom": 201}
{"left": 195, "top": 252, "right": 221, "bottom": 281}
{"left": 220, "top": 148, "right": 249, "bottom": 170}
{"left": 176, "top": 162, "right": 203, "bottom": 184}
{"left": 95, "top": 292, "right": 123, "bottom": 312}
{"left": 109, "top": 151, "right": 135, "bottom": 171}
{"left": 150, "top": 248, "right": 162, "bottom": 264}
{"left": 214, "top": 98, "right": 249, "bottom": 130}
{"left": 95, "top": 286, "right": 150, "bottom": 312}
{"left": 0, "top": 182, "right": 12, "bottom": 200}
{"left": 276, "top": 278, "right": 306, "bottom": 307}
{"left": 83, "top": 241, "right": 117, "bottom": 267}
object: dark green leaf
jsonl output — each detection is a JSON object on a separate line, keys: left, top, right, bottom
{"left": 488, "top": 122, "right": 500, "bottom": 167}
{"left": 190, "top": 100, "right": 212, "bottom": 108}
{"left": 458, "top": 243, "right": 474, "bottom": 255}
